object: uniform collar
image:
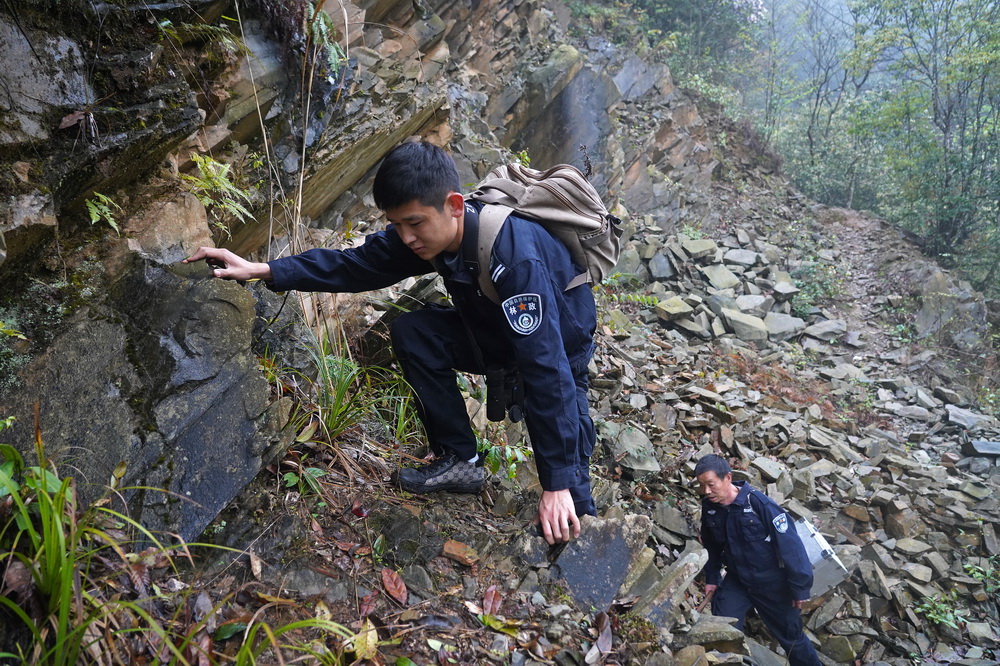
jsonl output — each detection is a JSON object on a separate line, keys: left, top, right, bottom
{"left": 435, "top": 203, "right": 481, "bottom": 279}
{"left": 731, "top": 480, "right": 753, "bottom": 506}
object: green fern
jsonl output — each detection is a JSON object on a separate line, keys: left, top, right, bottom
{"left": 181, "top": 154, "right": 254, "bottom": 233}
{"left": 85, "top": 192, "right": 122, "bottom": 236}
{"left": 608, "top": 292, "right": 659, "bottom": 307}
{"left": 157, "top": 20, "right": 249, "bottom": 56}
{"left": 306, "top": 4, "right": 348, "bottom": 78}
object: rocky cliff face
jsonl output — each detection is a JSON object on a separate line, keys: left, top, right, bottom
{"left": 0, "top": 0, "right": 717, "bottom": 540}
{"left": 1, "top": 0, "right": 998, "bottom": 662}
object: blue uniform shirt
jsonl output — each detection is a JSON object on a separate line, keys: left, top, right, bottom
{"left": 701, "top": 481, "right": 814, "bottom": 601}
{"left": 266, "top": 206, "right": 597, "bottom": 492}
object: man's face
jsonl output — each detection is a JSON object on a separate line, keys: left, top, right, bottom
{"left": 697, "top": 470, "right": 735, "bottom": 505}
{"left": 386, "top": 193, "right": 464, "bottom": 261}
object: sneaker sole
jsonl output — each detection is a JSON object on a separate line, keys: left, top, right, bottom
{"left": 397, "top": 478, "right": 485, "bottom": 494}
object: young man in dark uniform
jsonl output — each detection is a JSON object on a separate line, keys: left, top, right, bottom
{"left": 695, "top": 454, "right": 822, "bottom": 666}
{"left": 185, "top": 141, "right": 597, "bottom": 545}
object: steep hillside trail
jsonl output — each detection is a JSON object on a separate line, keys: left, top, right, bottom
{"left": 817, "top": 208, "right": 913, "bottom": 357}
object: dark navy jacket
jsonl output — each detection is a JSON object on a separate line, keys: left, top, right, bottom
{"left": 266, "top": 204, "right": 597, "bottom": 492}
{"left": 701, "top": 481, "right": 814, "bottom": 601}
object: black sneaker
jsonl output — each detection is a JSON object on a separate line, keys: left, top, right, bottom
{"left": 397, "top": 455, "right": 485, "bottom": 494}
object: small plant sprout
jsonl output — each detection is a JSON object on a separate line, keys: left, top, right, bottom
{"left": 85, "top": 192, "right": 123, "bottom": 235}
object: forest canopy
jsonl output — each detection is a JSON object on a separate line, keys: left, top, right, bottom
{"left": 570, "top": 0, "right": 999, "bottom": 294}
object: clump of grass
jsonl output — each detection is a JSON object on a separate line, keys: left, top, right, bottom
{"left": 0, "top": 412, "right": 353, "bottom": 664}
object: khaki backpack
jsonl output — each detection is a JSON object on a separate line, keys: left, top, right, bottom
{"left": 466, "top": 163, "right": 624, "bottom": 304}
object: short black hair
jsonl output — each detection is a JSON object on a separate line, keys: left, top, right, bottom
{"left": 372, "top": 141, "right": 461, "bottom": 212}
{"left": 694, "top": 454, "right": 731, "bottom": 479}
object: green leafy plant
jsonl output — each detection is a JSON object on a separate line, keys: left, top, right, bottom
{"left": 181, "top": 154, "right": 254, "bottom": 233}
{"left": 914, "top": 590, "right": 968, "bottom": 629}
{"left": 679, "top": 224, "right": 704, "bottom": 240}
{"left": 607, "top": 292, "right": 659, "bottom": 307}
{"left": 305, "top": 4, "right": 348, "bottom": 79}
{"left": 790, "top": 260, "right": 845, "bottom": 317}
{"left": 1, "top": 416, "right": 354, "bottom": 663}
{"left": 478, "top": 435, "right": 531, "bottom": 480}
{"left": 301, "top": 333, "right": 423, "bottom": 448}
{"left": 965, "top": 556, "right": 1000, "bottom": 595}
{"left": 85, "top": 192, "right": 122, "bottom": 236}
{"left": 0, "top": 424, "right": 173, "bottom": 664}
{"left": 157, "top": 20, "right": 249, "bottom": 56}
{"left": 283, "top": 466, "right": 327, "bottom": 496}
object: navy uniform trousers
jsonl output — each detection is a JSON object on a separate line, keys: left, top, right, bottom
{"left": 390, "top": 306, "right": 596, "bottom": 518}
{"left": 713, "top": 572, "right": 822, "bottom": 666}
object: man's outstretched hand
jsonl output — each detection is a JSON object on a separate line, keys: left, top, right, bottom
{"left": 537, "top": 489, "right": 581, "bottom": 545}
{"left": 183, "top": 247, "right": 271, "bottom": 282}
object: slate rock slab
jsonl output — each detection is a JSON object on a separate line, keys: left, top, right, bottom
{"left": 0, "top": 257, "right": 283, "bottom": 541}
{"left": 518, "top": 514, "right": 651, "bottom": 612}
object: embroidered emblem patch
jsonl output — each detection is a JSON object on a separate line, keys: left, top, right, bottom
{"left": 772, "top": 512, "right": 789, "bottom": 533}
{"left": 502, "top": 293, "right": 542, "bottom": 335}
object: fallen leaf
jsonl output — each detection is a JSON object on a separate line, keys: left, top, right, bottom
{"left": 127, "top": 563, "right": 150, "bottom": 596}
{"left": 483, "top": 584, "right": 502, "bottom": 615}
{"left": 195, "top": 633, "right": 212, "bottom": 666}
{"left": 585, "top": 611, "right": 613, "bottom": 664}
{"left": 256, "top": 592, "right": 295, "bottom": 605}
{"left": 480, "top": 614, "right": 522, "bottom": 637}
{"left": 352, "top": 618, "right": 379, "bottom": 660}
{"left": 381, "top": 568, "right": 408, "bottom": 605}
{"left": 350, "top": 499, "right": 370, "bottom": 518}
{"left": 595, "top": 611, "right": 612, "bottom": 652}
{"left": 359, "top": 589, "right": 379, "bottom": 617}
{"left": 59, "top": 110, "right": 85, "bottom": 129}
{"left": 398, "top": 608, "right": 421, "bottom": 622}
{"left": 441, "top": 539, "right": 479, "bottom": 566}
{"left": 250, "top": 551, "right": 263, "bottom": 579}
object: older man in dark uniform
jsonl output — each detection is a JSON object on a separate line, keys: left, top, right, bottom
{"left": 695, "top": 454, "right": 822, "bottom": 665}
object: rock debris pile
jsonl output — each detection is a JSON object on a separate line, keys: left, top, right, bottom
{"left": 501, "top": 198, "right": 1000, "bottom": 664}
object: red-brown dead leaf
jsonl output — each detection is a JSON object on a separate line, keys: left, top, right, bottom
{"left": 2, "top": 559, "right": 32, "bottom": 598}
{"left": 594, "top": 611, "right": 612, "bottom": 652}
{"left": 381, "top": 568, "right": 408, "bottom": 605}
{"left": 442, "top": 539, "right": 479, "bottom": 566}
{"left": 483, "top": 584, "right": 502, "bottom": 616}
{"left": 194, "top": 633, "right": 212, "bottom": 666}
{"left": 359, "top": 589, "right": 379, "bottom": 617}
{"left": 350, "top": 499, "right": 369, "bottom": 518}
{"left": 59, "top": 110, "right": 86, "bottom": 129}
{"left": 128, "top": 563, "right": 150, "bottom": 596}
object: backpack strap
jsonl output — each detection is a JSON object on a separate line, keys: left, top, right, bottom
{"left": 475, "top": 203, "right": 511, "bottom": 304}
{"left": 473, "top": 201, "right": 590, "bottom": 303}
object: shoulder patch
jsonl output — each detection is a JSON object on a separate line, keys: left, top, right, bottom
{"left": 502, "top": 293, "right": 542, "bottom": 335}
{"left": 772, "top": 512, "right": 789, "bottom": 533}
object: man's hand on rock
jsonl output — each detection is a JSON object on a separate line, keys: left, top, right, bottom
{"left": 537, "top": 489, "right": 581, "bottom": 545}
{"left": 183, "top": 247, "right": 271, "bottom": 282}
